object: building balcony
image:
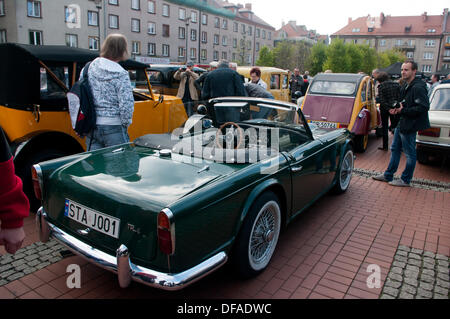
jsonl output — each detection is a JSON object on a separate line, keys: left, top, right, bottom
{"left": 443, "top": 56, "right": 450, "bottom": 61}
{"left": 394, "top": 44, "right": 416, "bottom": 50}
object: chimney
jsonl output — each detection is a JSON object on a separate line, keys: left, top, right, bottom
{"left": 245, "top": 3, "right": 252, "bottom": 11}
{"left": 348, "top": 17, "right": 352, "bottom": 25}
{"left": 422, "top": 12, "right": 428, "bottom": 21}
{"left": 443, "top": 8, "right": 449, "bottom": 33}
{"left": 380, "top": 12, "right": 385, "bottom": 25}
{"left": 237, "top": 4, "right": 243, "bottom": 9}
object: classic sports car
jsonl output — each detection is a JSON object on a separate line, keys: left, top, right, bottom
{"left": 416, "top": 83, "right": 450, "bottom": 164}
{"left": 35, "top": 97, "right": 354, "bottom": 290}
{"left": 301, "top": 73, "right": 381, "bottom": 152}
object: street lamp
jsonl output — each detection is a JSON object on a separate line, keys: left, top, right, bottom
{"left": 185, "top": 17, "right": 190, "bottom": 64}
{"left": 93, "top": 0, "right": 102, "bottom": 49}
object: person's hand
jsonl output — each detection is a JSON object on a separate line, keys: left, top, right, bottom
{"left": 0, "top": 227, "right": 25, "bottom": 254}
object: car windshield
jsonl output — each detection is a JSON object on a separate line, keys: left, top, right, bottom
{"left": 310, "top": 81, "right": 356, "bottom": 96}
{"left": 213, "top": 102, "right": 297, "bottom": 126}
{"left": 430, "top": 88, "right": 450, "bottom": 111}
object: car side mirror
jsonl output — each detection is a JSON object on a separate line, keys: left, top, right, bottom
{"left": 197, "top": 104, "right": 207, "bottom": 115}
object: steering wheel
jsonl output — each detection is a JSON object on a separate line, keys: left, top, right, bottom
{"left": 215, "top": 122, "right": 244, "bottom": 149}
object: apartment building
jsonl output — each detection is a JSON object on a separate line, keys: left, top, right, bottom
{"left": 0, "top": 0, "right": 275, "bottom": 65}
{"left": 330, "top": 9, "right": 450, "bottom": 75}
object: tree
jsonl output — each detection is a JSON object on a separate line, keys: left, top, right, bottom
{"left": 358, "top": 45, "right": 378, "bottom": 74}
{"left": 323, "top": 38, "right": 349, "bottom": 73}
{"left": 272, "top": 41, "right": 295, "bottom": 70}
{"left": 255, "top": 46, "right": 274, "bottom": 66}
{"left": 377, "top": 49, "right": 405, "bottom": 68}
{"left": 346, "top": 43, "right": 363, "bottom": 73}
{"left": 307, "top": 41, "right": 327, "bottom": 75}
{"left": 292, "top": 41, "right": 311, "bottom": 72}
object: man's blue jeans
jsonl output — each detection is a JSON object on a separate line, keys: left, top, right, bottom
{"left": 384, "top": 127, "right": 417, "bottom": 184}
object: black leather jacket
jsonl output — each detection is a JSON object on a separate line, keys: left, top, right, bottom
{"left": 398, "top": 78, "right": 430, "bottom": 134}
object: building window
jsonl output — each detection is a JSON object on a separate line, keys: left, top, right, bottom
{"left": 29, "top": 30, "right": 43, "bottom": 45}
{"left": 65, "top": 6, "right": 78, "bottom": 24}
{"left": 65, "top": 34, "right": 78, "bottom": 47}
{"left": 201, "top": 31, "right": 207, "bottom": 43}
{"left": 89, "top": 36, "right": 99, "bottom": 50}
{"left": 190, "top": 29, "right": 197, "bottom": 41}
{"left": 131, "top": 0, "right": 140, "bottom": 10}
{"left": 213, "top": 34, "right": 219, "bottom": 45}
{"left": 162, "top": 44, "right": 170, "bottom": 57}
{"left": 222, "top": 36, "right": 227, "bottom": 46}
{"left": 88, "top": 11, "right": 98, "bottom": 26}
{"left": 0, "top": 30, "right": 6, "bottom": 43}
{"left": 147, "top": 1, "right": 155, "bottom": 13}
{"left": 148, "top": 22, "right": 156, "bottom": 34}
{"left": 268, "top": 32, "right": 271, "bottom": 40}
{"left": 421, "top": 65, "right": 432, "bottom": 72}
{"left": 444, "top": 50, "right": 450, "bottom": 57}
{"left": 446, "top": 36, "right": 450, "bottom": 44}
{"left": 162, "top": 4, "right": 169, "bottom": 17}
{"left": 27, "top": 1, "right": 41, "bottom": 18}
{"left": 179, "top": 8, "right": 186, "bottom": 20}
{"left": 178, "top": 27, "right": 185, "bottom": 39}
{"left": 423, "top": 52, "right": 434, "bottom": 60}
{"left": 214, "top": 17, "right": 220, "bottom": 28}
{"left": 162, "top": 24, "right": 169, "bottom": 37}
{"left": 222, "top": 19, "right": 228, "bottom": 30}
{"left": 395, "top": 39, "right": 402, "bottom": 46}
{"left": 148, "top": 43, "right": 156, "bottom": 56}
{"left": 213, "top": 50, "right": 218, "bottom": 61}
{"left": 233, "top": 38, "right": 237, "bottom": 48}
{"left": 191, "top": 11, "right": 197, "bottom": 23}
{"left": 248, "top": 26, "right": 252, "bottom": 36}
{"left": 109, "top": 15, "right": 119, "bottom": 29}
{"left": 131, "top": 18, "right": 140, "bottom": 32}
{"left": 406, "top": 51, "right": 414, "bottom": 59}
{"left": 241, "top": 24, "right": 246, "bottom": 34}
{"left": 190, "top": 48, "right": 196, "bottom": 60}
{"left": 0, "top": 0, "right": 5, "bottom": 16}
{"left": 262, "top": 30, "right": 266, "bottom": 39}
{"left": 425, "top": 39, "right": 436, "bottom": 47}
{"left": 132, "top": 41, "right": 141, "bottom": 55}
{"left": 379, "top": 39, "right": 386, "bottom": 47}
{"left": 178, "top": 47, "right": 185, "bottom": 58}
{"left": 232, "top": 53, "right": 236, "bottom": 61}
{"left": 247, "top": 40, "right": 252, "bottom": 50}
{"left": 352, "top": 28, "right": 360, "bottom": 33}
{"left": 256, "top": 42, "right": 260, "bottom": 51}
{"left": 201, "top": 13, "right": 207, "bottom": 25}
{"left": 201, "top": 49, "right": 207, "bottom": 60}
{"left": 221, "top": 52, "right": 227, "bottom": 60}
{"left": 109, "top": 0, "right": 118, "bottom": 5}
{"left": 233, "top": 22, "right": 238, "bottom": 32}
{"left": 256, "top": 28, "right": 260, "bottom": 38}
{"left": 426, "top": 29, "right": 436, "bottom": 33}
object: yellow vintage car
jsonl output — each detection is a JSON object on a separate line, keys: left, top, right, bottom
{"left": 237, "top": 66, "right": 290, "bottom": 102}
{"left": 0, "top": 43, "right": 187, "bottom": 207}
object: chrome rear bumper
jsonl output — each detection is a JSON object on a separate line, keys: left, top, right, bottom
{"left": 36, "top": 207, "right": 227, "bottom": 290}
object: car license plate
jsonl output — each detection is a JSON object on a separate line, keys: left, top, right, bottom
{"left": 309, "top": 120, "right": 338, "bottom": 129}
{"left": 64, "top": 199, "right": 120, "bottom": 239}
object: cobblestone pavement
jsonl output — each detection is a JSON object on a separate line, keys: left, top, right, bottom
{"left": 0, "top": 240, "right": 65, "bottom": 287}
{"left": 380, "top": 246, "right": 449, "bottom": 299}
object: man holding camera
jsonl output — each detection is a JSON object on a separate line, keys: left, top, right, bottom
{"left": 174, "top": 61, "right": 199, "bottom": 117}
{"left": 373, "top": 61, "right": 430, "bottom": 187}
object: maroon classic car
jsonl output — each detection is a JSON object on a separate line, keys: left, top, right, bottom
{"left": 301, "top": 73, "right": 381, "bottom": 152}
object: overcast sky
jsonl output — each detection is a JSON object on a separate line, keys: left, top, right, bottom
{"left": 251, "top": 0, "right": 450, "bottom": 35}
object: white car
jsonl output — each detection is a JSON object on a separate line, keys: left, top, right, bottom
{"left": 416, "top": 83, "right": 450, "bottom": 164}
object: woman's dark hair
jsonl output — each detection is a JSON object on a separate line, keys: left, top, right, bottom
{"left": 250, "top": 67, "right": 261, "bottom": 77}
{"left": 376, "top": 71, "right": 390, "bottom": 83}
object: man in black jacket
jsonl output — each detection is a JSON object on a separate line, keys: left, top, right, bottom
{"left": 201, "top": 60, "right": 246, "bottom": 101}
{"left": 373, "top": 61, "right": 430, "bottom": 187}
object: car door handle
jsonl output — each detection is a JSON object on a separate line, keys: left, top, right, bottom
{"left": 291, "top": 165, "right": 303, "bottom": 172}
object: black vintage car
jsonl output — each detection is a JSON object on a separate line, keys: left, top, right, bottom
{"left": 147, "top": 64, "right": 207, "bottom": 96}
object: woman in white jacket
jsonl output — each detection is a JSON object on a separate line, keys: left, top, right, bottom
{"left": 84, "top": 34, "right": 134, "bottom": 150}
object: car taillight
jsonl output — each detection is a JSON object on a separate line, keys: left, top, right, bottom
{"left": 418, "top": 127, "right": 440, "bottom": 137}
{"left": 31, "top": 164, "right": 43, "bottom": 200}
{"left": 157, "top": 209, "right": 175, "bottom": 255}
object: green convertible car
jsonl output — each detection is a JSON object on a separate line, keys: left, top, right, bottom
{"left": 34, "top": 97, "right": 354, "bottom": 290}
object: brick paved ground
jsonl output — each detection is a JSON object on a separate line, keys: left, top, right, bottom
{"left": 0, "top": 133, "right": 449, "bottom": 299}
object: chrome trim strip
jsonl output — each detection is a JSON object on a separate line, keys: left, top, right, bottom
{"left": 416, "top": 139, "right": 450, "bottom": 149}
{"left": 39, "top": 208, "right": 227, "bottom": 290}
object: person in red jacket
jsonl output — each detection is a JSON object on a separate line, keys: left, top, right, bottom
{"left": 0, "top": 125, "right": 29, "bottom": 254}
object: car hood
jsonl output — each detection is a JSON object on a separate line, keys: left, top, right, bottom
{"left": 52, "top": 144, "right": 237, "bottom": 209}
{"left": 429, "top": 111, "right": 450, "bottom": 127}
